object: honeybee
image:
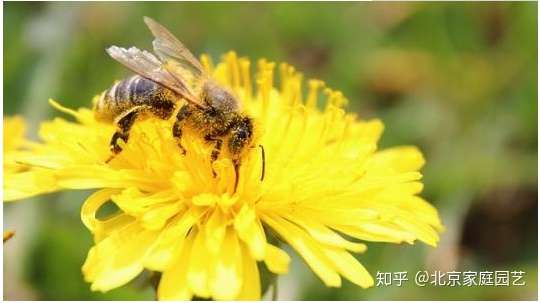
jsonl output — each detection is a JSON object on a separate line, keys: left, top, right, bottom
{"left": 95, "top": 17, "right": 263, "bottom": 189}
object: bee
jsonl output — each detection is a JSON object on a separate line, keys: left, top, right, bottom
{"left": 95, "top": 17, "right": 264, "bottom": 190}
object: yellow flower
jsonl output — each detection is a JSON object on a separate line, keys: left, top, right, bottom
{"left": 3, "top": 116, "right": 57, "bottom": 200}
{"left": 4, "top": 52, "right": 443, "bottom": 300}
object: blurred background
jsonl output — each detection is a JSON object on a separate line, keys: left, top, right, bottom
{"left": 3, "top": 2, "right": 537, "bottom": 300}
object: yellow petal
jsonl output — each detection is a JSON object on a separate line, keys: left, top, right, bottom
{"left": 158, "top": 233, "right": 194, "bottom": 300}
{"left": 93, "top": 214, "right": 134, "bottom": 243}
{"left": 322, "top": 246, "right": 374, "bottom": 288}
{"left": 280, "top": 212, "right": 367, "bottom": 253}
{"left": 236, "top": 245, "right": 260, "bottom": 300}
{"left": 234, "top": 205, "right": 266, "bottom": 259}
{"left": 368, "top": 146, "right": 425, "bottom": 174}
{"left": 333, "top": 222, "right": 416, "bottom": 244}
{"left": 140, "top": 202, "right": 182, "bottom": 230}
{"left": 192, "top": 193, "right": 218, "bottom": 206}
{"left": 187, "top": 229, "right": 212, "bottom": 298}
{"left": 377, "top": 194, "right": 443, "bottom": 231}
{"left": 205, "top": 209, "right": 227, "bottom": 253}
{"left": 111, "top": 187, "right": 178, "bottom": 216}
{"left": 391, "top": 216, "right": 440, "bottom": 247}
{"left": 82, "top": 221, "right": 159, "bottom": 292}
{"left": 296, "top": 207, "right": 379, "bottom": 227}
{"left": 3, "top": 170, "right": 58, "bottom": 201}
{"left": 81, "top": 188, "right": 121, "bottom": 232}
{"left": 262, "top": 214, "right": 341, "bottom": 287}
{"left": 144, "top": 208, "right": 202, "bottom": 271}
{"left": 3, "top": 115, "right": 27, "bottom": 152}
{"left": 410, "top": 197, "right": 444, "bottom": 231}
{"left": 264, "top": 243, "right": 290, "bottom": 274}
{"left": 56, "top": 165, "right": 133, "bottom": 189}
{"left": 211, "top": 228, "right": 243, "bottom": 300}
{"left": 48, "top": 99, "right": 82, "bottom": 120}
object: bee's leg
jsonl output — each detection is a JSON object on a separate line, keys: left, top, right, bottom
{"left": 106, "top": 107, "right": 142, "bottom": 163}
{"left": 205, "top": 135, "right": 223, "bottom": 178}
{"left": 233, "top": 158, "right": 240, "bottom": 193}
{"left": 172, "top": 104, "right": 192, "bottom": 155}
{"left": 228, "top": 117, "right": 254, "bottom": 192}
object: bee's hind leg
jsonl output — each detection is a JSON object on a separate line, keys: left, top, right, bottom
{"left": 106, "top": 107, "right": 143, "bottom": 163}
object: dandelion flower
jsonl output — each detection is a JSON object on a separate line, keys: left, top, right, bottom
{"left": 4, "top": 52, "right": 443, "bottom": 300}
{"left": 3, "top": 116, "right": 57, "bottom": 201}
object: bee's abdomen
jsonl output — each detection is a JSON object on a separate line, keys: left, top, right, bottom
{"left": 94, "top": 75, "right": 170, "bottom": 122}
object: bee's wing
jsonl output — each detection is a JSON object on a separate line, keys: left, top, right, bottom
{"left": 106, "top": 46, "right": 206, "bottom": 108}
{"left": 143, "top": 17, "right": 208, "bottom": 94}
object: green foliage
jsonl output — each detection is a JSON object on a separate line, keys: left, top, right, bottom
{"left": 26, "top": 218, "right": 154, "bottom": 300}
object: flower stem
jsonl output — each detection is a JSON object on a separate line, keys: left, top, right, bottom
{"left": 149, "top": 271, "right": 161, "bottom": 299}
{"left": 271, "top": 276, "right": 279, "bottom": 300}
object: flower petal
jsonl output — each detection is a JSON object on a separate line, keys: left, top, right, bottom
{"left": 144, "top": 208, "right": 202, "bottom": 271}
{"left": 158, "top": 233, "right": 194, "bottom": 300}
{"left": 234, "top": 205, "right": 266, "bottom": 260}
{"left": 280, "top": 212, "right": 367, "bottom": 253}
{"left": 263, "top": 243, "right": 290, "bottom": 274}
{"left": 81, "top": 188, "right": 121, "bottom": 232}
{"left": 333, "top": 222, "right": 417, "bottom": 244}
{"left": 368, "top": 146, "right": 425, "bottom": 174}
{"left": 82, "top": 221, "right": 159, "bottom": 292}
{"left": 3, "top": 170, "right": 58, "bottom": 201}
{"left": 140, "top": 202, "right": 182, "bottom": 231}
{"left": 211, "top": 228, "right": 243, "bottom": 300}
{"left": 187, "top": 228, "right": 213, "bottom": 298}
{"left": 262, "top": 214, "right": 341, "bottom": 287}
{"left": 236, "top": 245, "right": 260, "bottom": 300}
{"left": 111, "top": 187, "right": 178, "bottom": 216}
{"left": 322, "top": 246, "right": 374, "bottom": 288}
{"left": 205, "top": 209, "right": 227, "bottom": 253}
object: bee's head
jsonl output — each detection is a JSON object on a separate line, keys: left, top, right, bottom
{"left": 202, "top": 81, "right": 239, "bottom": 113}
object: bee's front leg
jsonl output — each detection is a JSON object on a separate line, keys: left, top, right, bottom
{"left": 228, "top": 117, "right": 254, "bottom": 192}
{"left": 172, "top": 104, "right": 192, "bottom": 155}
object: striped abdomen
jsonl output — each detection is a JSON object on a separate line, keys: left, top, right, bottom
{"left": 94, "top": 75, "right": 177, "bottom": 123}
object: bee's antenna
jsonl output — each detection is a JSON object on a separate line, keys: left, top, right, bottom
{"left": 259, "top": 145, "right": 266, "bottom": 181}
